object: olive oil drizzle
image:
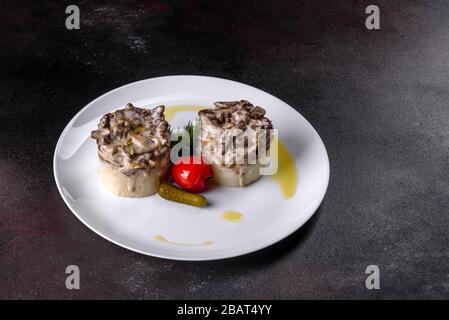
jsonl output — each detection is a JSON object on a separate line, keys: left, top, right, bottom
{"left": 155, "top": 235, "right": 213, "bottom": 247}
{"left": 222, "top": 210, "right": 244, "bottom": 222}
{"left": 164, "top": 105, "right": 204, "bottom": 122}
{"left": 271, "top": 139, "right": 298, "bottom": 199}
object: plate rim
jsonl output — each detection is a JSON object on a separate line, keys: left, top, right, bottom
{"left": 53, "top": 75, "right": 330, "bottom": 261}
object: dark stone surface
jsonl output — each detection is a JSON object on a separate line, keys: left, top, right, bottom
{"left": 1, "top": 0, "right": 448, "bottom": 299}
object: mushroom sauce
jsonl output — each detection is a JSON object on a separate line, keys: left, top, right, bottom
{"left": 91, "top": 103, "right": 170, "bottom": 176}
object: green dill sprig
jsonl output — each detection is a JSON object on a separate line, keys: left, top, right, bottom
{"left": 170, "top": 120, "right": 200, "bottom": 156}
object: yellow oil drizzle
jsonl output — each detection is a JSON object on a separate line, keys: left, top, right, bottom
{"left": 164, "top": 105, "right": 204, "bottom": 122}
{"left": 271, "top": 139, "right": 298, "bottom": 199}
{"left": 154, "top": 235, "right": 213, "bottom": 247}
{"left": 222, "top": 210, "right": 244, "bottom": 222}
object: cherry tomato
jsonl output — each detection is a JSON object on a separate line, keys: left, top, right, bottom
{"left": 171, "top": 156, "right": 213, "bottom": 192}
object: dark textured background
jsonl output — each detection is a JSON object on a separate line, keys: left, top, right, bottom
{"left": 1, "top": 0, "right": 448, "bottom": 299}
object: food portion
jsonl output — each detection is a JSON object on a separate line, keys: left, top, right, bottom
{"left": 91, "top": 103, "right": 170, "bottom": 197}
{"left": 198, "top": 100, "right": 273, "bottom": 187}
{"left": 91, "top": 100, "right": 274, "bottom": 205}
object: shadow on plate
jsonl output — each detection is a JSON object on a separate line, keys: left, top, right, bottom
{"left": 222, "top": 205, "right": 321, "bottom": 266}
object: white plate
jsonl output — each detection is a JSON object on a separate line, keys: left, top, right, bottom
{"left": 53, "top": 75, "right": 329, "bottom": 261}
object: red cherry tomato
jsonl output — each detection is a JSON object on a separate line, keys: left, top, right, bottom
{"left": 171, "top": 156, "right": 212, "bottom": 192}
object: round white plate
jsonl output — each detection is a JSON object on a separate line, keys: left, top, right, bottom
{"left": 54, "top": 75, "right": 329, "bottom": 261}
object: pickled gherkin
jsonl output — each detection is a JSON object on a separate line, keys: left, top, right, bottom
{"left": 157, "top": 183, "right": 207, "bottom": 207}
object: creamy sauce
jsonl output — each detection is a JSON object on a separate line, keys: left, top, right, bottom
{"left": 155, "top": 235, "right": 213, "bottom": 247}
{"left": 92, "top": 104, "right": 169, "bottom": 173}
{"left": 222, "top": 210, "right": 244, "bottom": 222}
{"left": 165, "top": 105, "right": 204, "bottom": 122}
{"left": 271, "top": 139, "right": 298, "bottom": 199}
